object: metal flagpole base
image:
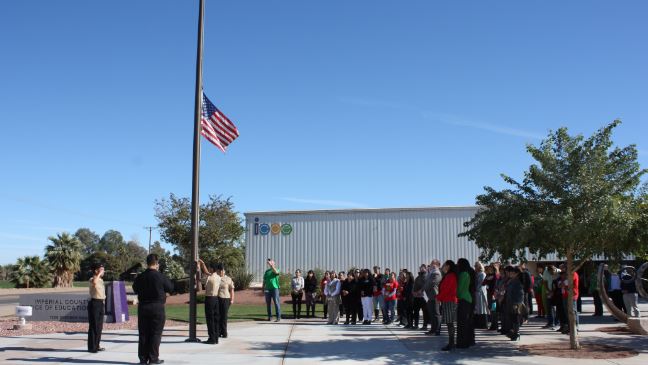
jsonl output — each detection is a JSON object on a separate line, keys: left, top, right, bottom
{"left": 185, "top": 337, "right": 202, "bottom": 343}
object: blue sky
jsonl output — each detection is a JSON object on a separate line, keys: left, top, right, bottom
{"left": 0, "top": 0, "right": 646, "bottom": 264}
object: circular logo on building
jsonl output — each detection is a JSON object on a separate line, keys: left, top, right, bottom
{"left": 271, "top": 223, "right": 281, "bottom": 235}
{"left": 281, "top": 224, "right": 293, "bottom": 235}
{"left": 259, "top": 223, "right": 270, "bottom": 235}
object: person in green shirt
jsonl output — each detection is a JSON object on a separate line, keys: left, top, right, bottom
{"left": 263, "top": 259, "right": 281, "bottom": 321}
{"left": 456, "top": 258, "right": 475, "bottom": 348}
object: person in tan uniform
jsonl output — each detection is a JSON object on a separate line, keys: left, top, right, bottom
{"left": 198, "top": 259, "right": 221, "bottom": 344}
{"left": 217, "top": 265, "right": 235, "bottom": 338}
{"left": 87, "top": 263, "right": 106, "bottom": 353}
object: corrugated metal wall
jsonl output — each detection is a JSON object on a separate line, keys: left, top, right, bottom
{"left": 245, "top": 207, "right": 481, "bottom": 280}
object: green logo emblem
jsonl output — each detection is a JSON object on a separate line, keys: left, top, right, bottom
{"left": 281, "top": 224, "right": 293, "bottom": 235}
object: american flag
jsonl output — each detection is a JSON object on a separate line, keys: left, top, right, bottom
{"left": 201, "top": 92, "right": 239, "bottom": 152}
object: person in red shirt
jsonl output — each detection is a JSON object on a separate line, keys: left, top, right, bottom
{"left": 382, "top": 272, "right": 399, "bottom": 324}
{"left": 437, "top": 260, "right": 458, "bottom": 351}
{"left": 559, "top": 267, "right": 579, "bottom": 334}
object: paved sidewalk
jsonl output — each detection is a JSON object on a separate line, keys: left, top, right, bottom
{"left": 1, "top": 313, "right": 647, "bottom": 365}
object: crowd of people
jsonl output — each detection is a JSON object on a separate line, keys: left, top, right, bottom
{"left": 264, "top": 258, "right": 643, "bottom": 351}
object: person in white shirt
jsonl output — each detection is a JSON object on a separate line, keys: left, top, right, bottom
{"left": 291, "top": 270, "right": 305, "bottom": 319}
{"left": 325, "top": 272, "right": 341, "bottom": 324}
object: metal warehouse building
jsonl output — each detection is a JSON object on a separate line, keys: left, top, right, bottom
{"left": 245, "top": 206, "right": 481, "bottom": 280}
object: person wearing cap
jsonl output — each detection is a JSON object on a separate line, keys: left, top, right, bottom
{"left": 217, "top": 264, "right": 234, "bottom": 338}
{"left": 198, "top": 258, "right": 221, "bottom": 344}
{"left": 132, "top": 254, "right": 174, "bottom": 364}
{"left": 87, "top": 263, "right": 106, "bottom": 353}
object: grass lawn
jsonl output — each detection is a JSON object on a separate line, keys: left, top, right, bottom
{"left": 0, "top": 280, "right": 13, "bottom": 288}
{"left": 129, "top": 303, "right": 327, "bottom": 323}
{"left": 73, "top": 281, "right": 90, "bottom": 287}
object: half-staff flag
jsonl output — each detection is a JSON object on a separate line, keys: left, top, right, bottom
{"left": 200, "top": 92, "right": 239, "bottom": 152}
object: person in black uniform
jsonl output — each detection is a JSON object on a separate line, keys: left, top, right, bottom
{"left": 133, "top": 254, "right": 174, "bottom": 365}
{"left": 87, "top": 263, "right": 106, "bottom": 353}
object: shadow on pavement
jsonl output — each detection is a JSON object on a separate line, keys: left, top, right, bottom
{"left": 5, "top": 357, "right": 138, "bottom": 364}
{"left": 0, "top": 347, "right": 87, "bottom": 353}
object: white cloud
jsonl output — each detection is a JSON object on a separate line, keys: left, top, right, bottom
{"left": 422, "top": 112, "right": 545, "bottom": 140}
{"left": 278, "top": 197, "right": 369, "bottom": 208}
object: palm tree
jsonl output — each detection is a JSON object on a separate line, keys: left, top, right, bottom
{"left": 45, "top": 232, "right": 83, "bottom": 288}
{"left": 9, "top": 256, "right": 51, "bottom": 288}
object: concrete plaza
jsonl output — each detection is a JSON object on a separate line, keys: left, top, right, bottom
{"left": 1, "top": 308, "right": 648, "bottom": 365}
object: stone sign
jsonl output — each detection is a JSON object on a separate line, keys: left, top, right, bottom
{"left": 19, "top": 293, "right": 89, "bottom": 322}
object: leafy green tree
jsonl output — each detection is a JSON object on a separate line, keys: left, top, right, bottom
{"left": 98, "top": 230, "right": 126, "bottom": 255}
{"left": 74, "top": 228, "right": 100, "bottom": 256}
{"left": 45, "top": 232, "right": 84, "bottom": 288}
{"left": 160, "top": 254, "right": 186, "bottom": 280}
{"left": 79, "top": 252, "right": 122, "bottom": 281}
{"left": 155, "top": 194, "right": 245, "bottom": 268}
{"left": 460, "top": 121, "right": 646, "bottom": 349}
{"left": 149, "top": 240, "right": 168, "bottom": 258}
{"left": 9, "top": 256, "right": 51, "bottom": 288}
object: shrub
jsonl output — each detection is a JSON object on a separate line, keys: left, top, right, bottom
{"left": 230, "top": 266, "right": 254, "bottom": 291}
{"left": 196, "top": 293, "right": 206, "bottom": 303}
{"left": 278, "top": 272, "right": 292, "bottom": 296}
{"left": 173, "top": 278, "right": 190, "bottom": 295}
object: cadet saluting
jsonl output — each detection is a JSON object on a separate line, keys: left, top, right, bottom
{"left": 197, "top": 258, "right": 221, "bottom": 344}
{"left": 87, "top": 263, "right": 106, "bottom": 353}
{"left": 133, "top": 254, "right": 174, "bottom": 365}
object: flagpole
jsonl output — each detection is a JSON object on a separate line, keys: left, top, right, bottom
{"left": 186, "top": 0, "right": 204, "bottom": 343}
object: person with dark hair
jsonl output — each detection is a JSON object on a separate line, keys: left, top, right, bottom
{"left": 198, "top": 259, "right": 221, "bottom": 344}
{"left": 438, "top": 260, "right": 458, "bottom": 351}
{"left": 424, "top": 259, "right": 442, "bottom": 336}
{"left": 456, "top": 258, "right": 475, "bottom": 348}
{"left": 505, "top": 266, "right": 525, "bottom": 341}
{"left": 321, "top": 271, "right": 330, "bottom": 319}
{"left": 412, "top": 265, "right": 428, "bottom": 330}
{"left": 484, "top": 263, "right": 500, "bottom": 331}
{"left": 338, "top": 271, "right": 347, "bottom": 317}
{"left": 217, "top": 264, "right": 234, "bottom": 338}
{"left": 341, "top": 271, "right": 357, "bottom": 324}
{"left": 396, "top": 271, "right": 407, "bottom": 326}
{"left": 87, "top": 263, "right": 106, "bottom": 353}
{"left": 372, "top": 266, "right": 384, "bottom": 322}
{"left": 382, "top": 272, "right": 398, "bottom": 324}
{"left": 359, "top": 269, "right": 375, "bottom": 325}
{"left": 291, "top": 269, "right": 305, "bottom": 319}
{"left": 354, "top": 269, "right": 363, "bottom": 323}
{"left": 304, "top": 270, "right": 318, "bottom": 318}
{"left": 403, "top": 271, "right": 415, "bottom": 329}
{"left": 519, "top": 262, "right": 533, "bottom": 321}
{"left": 533, "top": 266, "right": 545, "bottom": 318}
{"left": 132, "top": 254, "right": 174, "bottom": 364}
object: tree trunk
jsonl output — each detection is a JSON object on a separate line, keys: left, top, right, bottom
{"left": 566, "top": 252, "right": 580, "bottom": 350}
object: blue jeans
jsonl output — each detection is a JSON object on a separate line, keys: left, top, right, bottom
{"left": 265, "top": 288, "right": 281, "bottom": 320}
{"left": 546, "top": 305, "right": 557, "bottom": 327}
{"left": 385, "top": 300, "right": 395, "bottom": 322}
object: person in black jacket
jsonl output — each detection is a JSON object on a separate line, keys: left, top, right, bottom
{"left": 358, "top": 269, "right": 375, "bottom": 324}
{"left": 132, "top": 254, "right": 174, "bottom": 365}
{"left": 505, "top": 267, "right": 525, "bottom": 341}
{"left": 341, "top": 271, "right": 359, "bottom": 324}
{"left": 403, "top": 271, "right": 415, "bottom": 329}
{"left": 304, "top": 270, "right": 318, "bottom": 318}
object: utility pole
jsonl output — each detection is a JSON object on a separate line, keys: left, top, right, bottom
{"left": 144, "top": 226, "right": 156, "bottom": 253}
